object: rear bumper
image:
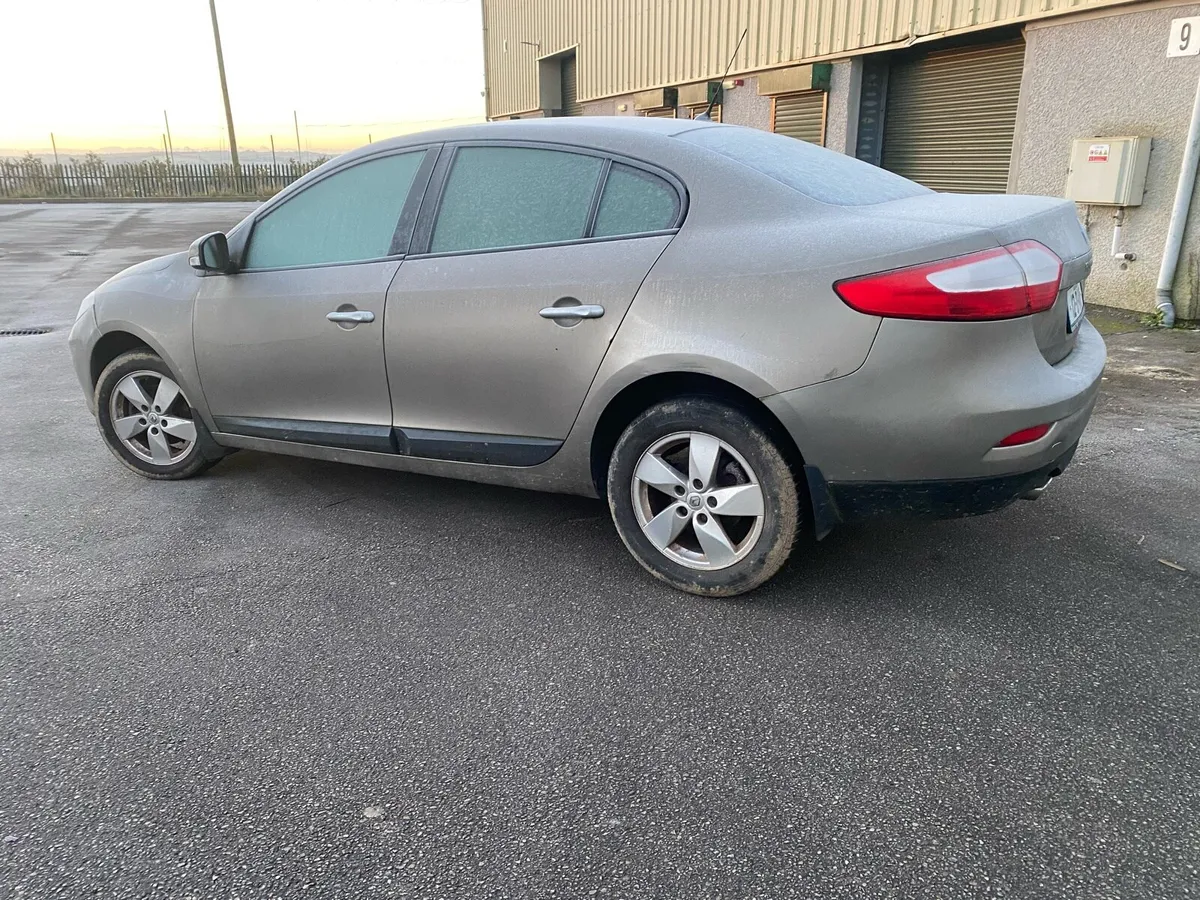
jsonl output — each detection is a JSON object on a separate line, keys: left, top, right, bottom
{"left": 765, "top": 314, "right": 1104, "bottom": 534}
{"left": 811, "top": 441, "right": 1077, "bottom": 525}
{"left": 764, "top": 317, "right": 1105, "bottom": 484}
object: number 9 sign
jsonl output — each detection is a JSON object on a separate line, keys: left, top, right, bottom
{"left": 1169, "top": 16, "right": 1200, "bottom": 57}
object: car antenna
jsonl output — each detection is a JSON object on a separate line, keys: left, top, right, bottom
{"left": 695, "top": 28, "right": 747, "bottom": 122}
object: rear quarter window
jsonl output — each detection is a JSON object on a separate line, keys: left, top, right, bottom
{"left": 678, "top": 125, "right": 931, "bottom": 206}
{"left": 593, "top": 164, "right": 680, "bottom": 237}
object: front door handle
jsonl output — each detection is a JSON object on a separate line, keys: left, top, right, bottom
{"left": 538, "top": 304, "right": 605, "bottom": 320}
{"left": 326, "top": 309, "right": 375, "bottom": 325}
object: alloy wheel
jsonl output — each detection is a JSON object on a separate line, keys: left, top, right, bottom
{"left": 630, "top": 431, "right": 766, "bottom": 570}
{"left": 108, "top": 370, "right": 198, "bottom": 466}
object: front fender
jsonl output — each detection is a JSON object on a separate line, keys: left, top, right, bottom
{"left": 92, "top": 260, "right": 213, "bottom": 430}
{"left": 90, "top": 318, "right": 215, "bottom": 433}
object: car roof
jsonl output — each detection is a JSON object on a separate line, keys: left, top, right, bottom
{"left": 340, "top": 116, "right": 720, "bottom": 163}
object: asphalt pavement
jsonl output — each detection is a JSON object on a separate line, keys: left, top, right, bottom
{"left": 1, "top": 203, "right": 1197, "bottom": 899}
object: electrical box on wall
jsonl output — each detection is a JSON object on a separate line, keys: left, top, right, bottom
{"left": 1064, "top": 137, "right": 1152, "bottom": 206}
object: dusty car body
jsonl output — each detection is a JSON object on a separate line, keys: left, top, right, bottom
{"left": 69, "top": 117, "right": 1105, "bottom": 595}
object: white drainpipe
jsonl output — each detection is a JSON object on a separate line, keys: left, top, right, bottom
{"left": 1112, "top": 208, "right": 1135, "bottom": 261}
{"left": 1155, "top": 68, "right": 1200, "bottom": 327}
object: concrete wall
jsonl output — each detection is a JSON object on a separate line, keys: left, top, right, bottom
{"left": 583, "top": 75, "right": 775, "bottom": 127}
{"left": 547, "top": 67, "right": 853, "bottom": 153}
{"left": 823, "top": 60, "right": 860, "bottom": 154}
{"left": 582, "top": 98, "right": 617, "bottom": 116}
{"left": 660, "top": 68, "right": 853, "bottom": 148}
{"left": 1015, "top": 4, "right": 1200, "bottom": 320}
{"left": 596, "top": 70, "right": 847, "bottom": 145}
{"left": 719, "top": 77, "right": 773, "bottom": 131}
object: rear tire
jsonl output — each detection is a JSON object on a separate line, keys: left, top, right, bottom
{"left": 95, "top": 350, "right": 225, "bottom": 480}
{"left": 607, "top": 397, "right": 800, "bottom": 597}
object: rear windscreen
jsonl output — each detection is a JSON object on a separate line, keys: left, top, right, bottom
{"left": 677, "top": 125, "right": 932, "bottom": 206}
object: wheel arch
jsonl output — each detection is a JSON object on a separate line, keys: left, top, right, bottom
{"left": 588, "top": 371, "right": 806, "bottom": 497}
{"left": 87, "top": 324, "right": 218, "bottom": 435}
{"left": 89, "top": 330, "right": 155, "bottom": 389}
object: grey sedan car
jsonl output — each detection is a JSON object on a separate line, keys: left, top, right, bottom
{"left": 69, "top": 117, "right": 1105, "bottom": 596}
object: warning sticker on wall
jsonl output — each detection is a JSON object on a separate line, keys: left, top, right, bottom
{"left": 1088, "top": 143, "right": 1110, "bottom": 163}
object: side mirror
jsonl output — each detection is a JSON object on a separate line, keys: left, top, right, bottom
{"left": 188, "top": 232, "right": 230, "bottom": 273}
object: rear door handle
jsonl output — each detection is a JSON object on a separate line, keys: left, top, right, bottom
{"left": 538, "top": 304, "right": 605, "bottom": 320}
{"left": 326, "top": 310, "right": 375, "bottom": 324}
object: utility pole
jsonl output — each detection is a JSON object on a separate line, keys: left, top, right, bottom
{"left": 163, "top": 110, "right": 175, "bottom": 164}
{"left": 208, "top": 0, "right": 239, "bottom": 170}
{"left": 293, "top": 110, "right": 302, "bottom": 162}
{"left": 270, "top": 134, "right": 277, "bottom": 169}
{"left": 49, "top": 133, "right": 60, "bottom": 167}
{"left": 162, "top": 134, "right": 170, "bottom": 162}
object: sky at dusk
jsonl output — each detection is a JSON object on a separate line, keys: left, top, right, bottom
{"left": 0, "top": 0, "right": 486, "bottom": 156}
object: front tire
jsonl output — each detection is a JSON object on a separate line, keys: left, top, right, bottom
{"left": 607, "top": 397, "right": 800, "bottom": 597}
{"left": 95, "top": 350, "right": 224, "bottom": 480}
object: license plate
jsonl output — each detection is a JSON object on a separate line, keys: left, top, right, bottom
{"left": 1066, "top": 283, "right": 1085, "bottom": 332}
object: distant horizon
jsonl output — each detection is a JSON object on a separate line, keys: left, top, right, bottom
{"left": 1, "top": 114, "right": 485, "bottom": 162}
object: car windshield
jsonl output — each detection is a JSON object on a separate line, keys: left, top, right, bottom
{"left": 677, "top": 125, "right": 932, "bottom": 206}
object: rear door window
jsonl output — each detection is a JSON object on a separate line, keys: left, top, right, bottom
{"left": 430, "top": 147, "right": 603, "bottom": 253}
{"left": 244, "top": 150, "right": 425, "bottom": 269}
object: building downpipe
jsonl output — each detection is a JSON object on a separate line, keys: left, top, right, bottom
{"left": 1155, "top": 70, "right": 1200, "bottom": 327}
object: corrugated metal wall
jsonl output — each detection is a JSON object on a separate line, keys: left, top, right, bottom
{"left": 482, "top": 0, "right": 1138, "bottom": 117}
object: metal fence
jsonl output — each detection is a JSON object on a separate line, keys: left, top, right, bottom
{"left": 0, "top": 159, "right": 327, "bottom": 200}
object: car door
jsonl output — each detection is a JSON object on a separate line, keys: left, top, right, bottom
{"left": 193, "top": 147, "right": 435, "bottom": 452}
{"left": 383, "top": 143, "right": 683, "bottom": 464}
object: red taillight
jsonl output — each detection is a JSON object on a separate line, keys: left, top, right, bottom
{"left": 996, "top": 424, "right": 1052, "bottom": 447}
{"left": 835, "top": 240, "right": 1063, "bottom": 321}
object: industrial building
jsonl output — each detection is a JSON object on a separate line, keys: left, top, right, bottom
{"left": 481, "top": 0, "right": 1200, "bottom": 321}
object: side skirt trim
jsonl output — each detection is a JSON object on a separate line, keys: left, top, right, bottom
{"left": 396, "top": 427, "right": 562, "bottom": 467}
{"left": 212, "top": 416, "right": 563, "bottom": 467}
{"left": 212, "top": 416, "right": 395, "bottom": 454}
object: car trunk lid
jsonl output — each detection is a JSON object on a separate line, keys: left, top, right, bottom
{"left": 869, "top": 193, "right": 1092, "bottom": 364}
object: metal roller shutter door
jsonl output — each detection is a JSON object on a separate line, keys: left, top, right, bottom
{"left": 560, "top": 55, "right": 582, "bottom": 116}
{"left": 881, "top": 40, "right": 1025, "bottom": 193}
{"left": 642, "top": 107, "right": 677, "bottom": 118}
{"left": 772, "top": 92, "right": 826, "bottom": 145}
